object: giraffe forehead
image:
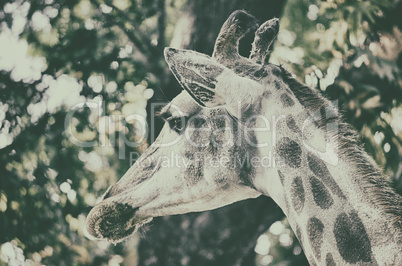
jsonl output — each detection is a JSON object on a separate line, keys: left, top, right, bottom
{"left": 164, "top": 91, "right": 202, "bottom": 117}
{"left": 229, "top": 61, "right": 284, "bottom": 85}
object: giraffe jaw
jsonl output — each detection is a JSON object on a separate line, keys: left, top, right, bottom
{"left": 85, "top": 201, "right": 153, "bottom": 244}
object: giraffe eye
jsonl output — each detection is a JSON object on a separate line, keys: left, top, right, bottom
{"left": 167, "top": 117, "right": 187, "bottom": 134}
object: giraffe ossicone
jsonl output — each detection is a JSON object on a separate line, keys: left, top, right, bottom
{"left": 86, "top": 10, "right": 402, "bottom": 265}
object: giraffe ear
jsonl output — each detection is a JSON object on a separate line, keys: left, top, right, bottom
{"left": 164, "top": 47, "right": 228, "bottom": 108}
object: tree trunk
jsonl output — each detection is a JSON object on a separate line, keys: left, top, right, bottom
{"left": 138, "top": 1, "right": 286, "bottom": 265}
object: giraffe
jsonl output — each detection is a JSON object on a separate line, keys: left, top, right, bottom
{"left": 86, "top": 10, "right": 402, "bottom": 265}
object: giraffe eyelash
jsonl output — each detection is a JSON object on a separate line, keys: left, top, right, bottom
{"left": 156, "top": 110, "right": 170, "bottom": 121}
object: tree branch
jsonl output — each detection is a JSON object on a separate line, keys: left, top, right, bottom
{"left": 157, "top": 0, "right": 166, "bottom": 52}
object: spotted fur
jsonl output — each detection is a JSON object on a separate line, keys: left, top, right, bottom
{"left": 281, "top": 69, "right": 402, "bottom": 235}
{"left": 307, "top": 217, "right": 325, "bottom": 260}
{"left": 309, "top": 176, "right": 334, "bottom": 209}
{"left": 333, "top": 211, "right": 373, "bottom": 263}
{"left": 86, "top": 10, "right": 402, "bottom": 266}
{"left": 291, "top": 177, "right": 305, "bottom": 215}
{"left": 276, "top": 137, "right": 302, "bottom": 168}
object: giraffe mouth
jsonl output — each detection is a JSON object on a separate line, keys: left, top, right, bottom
{"left": 85, "top": 201, "right": 153, "bottom": 244}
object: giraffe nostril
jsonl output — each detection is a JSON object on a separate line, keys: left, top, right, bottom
{"left": 104, "top": 219, "right": 113, "bottom": 227}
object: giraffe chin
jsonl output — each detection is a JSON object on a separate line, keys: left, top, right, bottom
{"left": 85, "top": 202, "right": 153, "bottom": 244}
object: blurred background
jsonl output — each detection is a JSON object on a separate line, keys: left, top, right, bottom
{"left": 0, "top": 0, "right": 401, "bottom": 265}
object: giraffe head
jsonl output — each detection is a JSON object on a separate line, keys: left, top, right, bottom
{"left": 86, "top": 10, "right": 288, "bottom": 243}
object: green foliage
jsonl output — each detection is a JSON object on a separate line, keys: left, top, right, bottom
{"left": 0, "top": 0, "right": 167, "bottom": 264}
{"left": 272, "top": 0, "right": 401, "bottom": 192}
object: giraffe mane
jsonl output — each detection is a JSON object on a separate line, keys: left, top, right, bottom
{"left": 279, "top": 66, "right": 402, "bottom": 240}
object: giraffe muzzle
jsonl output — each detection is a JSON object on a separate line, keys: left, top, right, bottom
{"left": 86, "top": 201, "right": 152, "bottom": 243}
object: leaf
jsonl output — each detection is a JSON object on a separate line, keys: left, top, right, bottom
{"left": 362, "top": 95, "right": 381, "bottom": 109}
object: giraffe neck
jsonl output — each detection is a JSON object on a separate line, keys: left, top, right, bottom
{"left": 252, "top": 72, "right": 402, "bottom": 265}
{"left": 275, "top": 154, "right": 401, "bottom": 265}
